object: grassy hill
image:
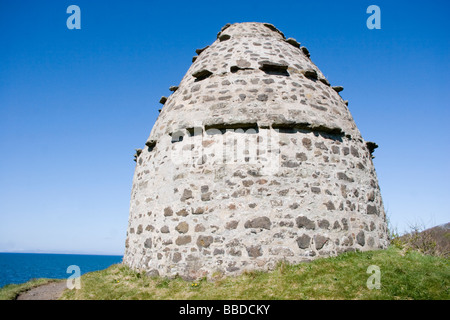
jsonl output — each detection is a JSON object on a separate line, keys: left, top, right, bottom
{"left": 55, "top": 246, "right": 448, "bottom": 300}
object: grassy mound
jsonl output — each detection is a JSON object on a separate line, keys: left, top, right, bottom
{"left": 58, "top": 247, "right": 449, "bottom": 300}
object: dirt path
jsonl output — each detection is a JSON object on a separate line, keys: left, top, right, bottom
{"left": 16, "top": 281, "right": 67, "bottom": 300}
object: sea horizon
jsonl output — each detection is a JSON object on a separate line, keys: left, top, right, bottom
{"left": 0, "top": 250, "right": 124, "bottom": 256}
{"left": 0, "top": 252, "right": 123, "bottom": 288}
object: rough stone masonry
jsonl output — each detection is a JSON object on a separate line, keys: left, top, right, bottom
{"left": 123, "top": 22, "right": 389, "bottom": 280}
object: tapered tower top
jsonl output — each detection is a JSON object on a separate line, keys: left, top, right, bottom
{"left": 150, "top": 22, "right": 360, "bottom": 144}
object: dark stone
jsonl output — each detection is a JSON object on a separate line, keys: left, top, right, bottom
{"left": 295, "top": 216, "right": 315, "bottom": 230}
{"left": 285, "top": 37, "right": 300, "bottom": 48}
{"left": 366, "top": 141, "right": 378, "bottom": 158}
{"left": 192, "top": 56, "right": 198, "bottom": 63}
{"left": 303, "top": 69, "right": 317, "bottom": 80}
{"left": 242, "top": 180, "right": 254, "bottom": 187}
{"left": 172, "top": 252, "right": 182, "bottom": 263}
{"left": 324, "top": 201, "right": 336, "bottom": 211}
{"left": 311, "top": 104, "right": 327, "bottom": 111}
{"left": 301, "top": 46, "right": 310, "bottom": 58}
{"left": 220, "top": 23, "right": 231, "bottom": 32}
{"left": 311, "top": 186, "right": 321, "bottom": 194}
{"left": 226, "top": 220, "right": 239, "bottom": 230}
{"left": 356, "top": 231, "right": 365, "bottom": 246}
{"left": 219, "top": 34, "right": 231, "bottom": 41}
{"left": 146, "top": 269, "right": 159, "bottom": 277}
{"left": 233, "top": 170, "right": 247, "bottom": 178}
{"left": 319, "top": 78, "right": 330, "bottom": 86}
{"left": 342, "top": 147, "right": 349, "bottom": 155}
{"left": 262, "top": 79, "right": 275, "bottom": 84}
{"left": 350, "top": 146, "right": 360, "bottom": 157}
{"left": 169, "top": 86, "right": 178, "bottom": 92}
{"left": 244, "top": 216, "right": 271, "bottom": 230}
{"left": 314, "top": 235, "right": 328, "bottom": 250}
{"left": 337, "top": 172, "right": 354, "bottom": 182}
{"left": 236, "top": 59, "right": 251, "bottom": 68}
{"left": 282, "top": 160, "right": 298, "bottom": 168}
{"left": 181, "top": 189, "right": 193, "bottom": 201}
{"left": 193, "top": 207, "right": 205, "bottom": 214}
{"left": 213, "top": 248, "right": 224, "bottom": 255}
{"left": 159, "top": 96, "right": 168, "bottom": 104}
{"left": 175, "top": 235, "right": 191, "bottom": 245}
{"left": 296, "top": 152, "right": 308, "bottom": 161}
{"left": 160, "top": 226, "right": 169, "bottom": 233}
{"left": 191, "top": 84, "right": 201, "bottom": 92}
{"left": 257, "top": 94, "right": 269, "bottom": 102}
{"left": 144, "top": 238, "right": 152, "bottom": 248}
{"left": 175, "top": 222, "right": 189, "bottom": 234}
{"left": 164, "top": 207, "right": 173, "bottom": 216}
{"left": 302, "top": 138, "right": 312, "bottom": 150}
{"left": 279, "top": 220, "right": 294, "bottom": 227}
{"left": 201, "top": 185, "right": 209, "bottom": 193}
{"left": 333, "top": 221, "right": 341, "bottom": 230}
{"left": 318, "top": 219, "right": 330, "bottom": 229}
{"left": 331, "top": 146, "right": 340, "bottom": 154}
{"left": 332, "top": 86, "right": 344, "bottom": 93}
{"left": 296, "top": 234, "right": 311, "bottom": 249}
{"left": 289, "top": 203, "right": 299, "bottom": 209}
{"left": 145, "top": 140, "right": 157, "bottom": 151}
{"left": 195, "top": 45, "right": 209, "bottom": 55}
{"left": 246, "top": 245, "right": 263, "bottom": 258}
{"left": 195, "top": 224, "right": 206, "bottom": 232}
{"left": 176, "top": 208, "right": 189, "bottom": 217}
{"left": 263, "top": 23, "right": 285, "bottom": 38}
{"left": 226, "top": 265, "right": 240, "bottom": 272}
{"left": 137, "top": 225, "right": 143, "bottom": 234}
{"left": 315, "top": 142, "right": 328, "bottom": 150}
{"left": 247, "top": 169, "right": 261, "bottom": 177}
{"left": 197, "top": 235, "right": 214, "bottom": 248}
{"left": 201, "top": 192, "right": 212, "bottom": 201}
{"left": 259, "top": 61, "right": 289, "bottom": 75}
{"left": 367, "top": 205, "right": 378, "bottom": 215}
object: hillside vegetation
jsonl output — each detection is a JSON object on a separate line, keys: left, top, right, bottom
{"left": 58, "top": 246, "right": 449, "bottom": 300}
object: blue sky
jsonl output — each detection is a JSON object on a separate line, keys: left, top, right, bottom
{"left": 0, "top": 0, "right": 448, "bottom": 255}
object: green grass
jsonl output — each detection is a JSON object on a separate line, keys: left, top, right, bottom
{"left": 0, "top": 278, "right": 59, "bottom": 300}
{"left": 57, "top": 247, "right": 449, "bottom": 300}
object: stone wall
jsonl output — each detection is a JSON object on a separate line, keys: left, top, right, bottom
{"left": 123, "top": 22, "right": 389, "bottom": 280}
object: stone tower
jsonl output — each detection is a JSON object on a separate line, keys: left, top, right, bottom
{"left": 123, "top": 22, "right": 389, "bottom": 279}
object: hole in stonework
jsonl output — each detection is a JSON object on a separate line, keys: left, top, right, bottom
{"left": 170, "top": 131, "right": 184, "bottom": 143}
{"left": 230, "top": 66, "right": 254, "bottom": 73}
{"left": 186, "top": 127, "right": 203, "bottom": 137}
{"left": 303, "top": 69, "right": 318, "bottom": 81}
{"left": 205, "top": 123, "right": 259, "bottom": 135}
{"left": 192, "top": 69, "right": 213, "bottom": 81}
{"left": 259, "top": 61, "right": 289, "bottom": 76}
{"left": 271, "top": 123, "right": 345, "bottom": 142}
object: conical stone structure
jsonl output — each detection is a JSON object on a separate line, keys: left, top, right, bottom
{"left": 124, "top": 22, "right": 389, "bottom": 279}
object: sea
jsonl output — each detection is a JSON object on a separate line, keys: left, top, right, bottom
{"left": 0, "top": 252, "right": 123, "bottom": 288}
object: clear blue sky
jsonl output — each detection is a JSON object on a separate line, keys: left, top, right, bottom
{"left": 0, "top": 0, "right": 448, "bottom": 255}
